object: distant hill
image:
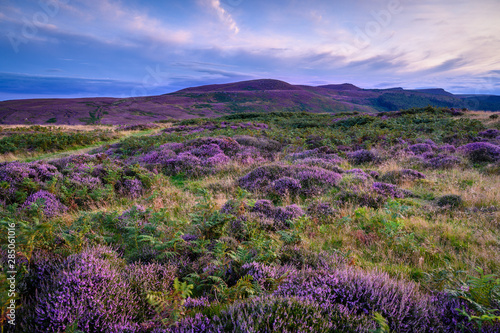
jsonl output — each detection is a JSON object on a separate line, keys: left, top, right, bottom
{"left": 0, "top": 79, "right": 499, "bottom": 125}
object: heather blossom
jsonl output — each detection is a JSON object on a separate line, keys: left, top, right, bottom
{"left": 20, "top": 190, "right": 67, "bottom": 217}
{"left": 372, "top": 182, "right": 406, "bottom": 198}
{"left": 239, "top": 164, "right": 341, "bottom": 196}
{"left": 346, "top": 149, "right": 378, "bottom": 165}
{"left": 459, "top": 142, "right": 500, "bottom": 162}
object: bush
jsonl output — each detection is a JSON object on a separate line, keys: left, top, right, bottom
{"left": 459, "top": 142, "right": 500, "bottom": 162}
{"left": 436, "top": 195, "right": 463, "bottom": 208}
{"left": 478, "top": 129, "right": 500, "bottom": 138}
{"left": 244, "top": 263, "right": 476, "bottom": 332}
{"left": 25, "top": 246, "right": 142, "bottom": 332}
{"left": 380, "top": 169, "right": 426, "bottom": 184}
{"left": 372, "top": 182, "right": 407, "bottom": 198}
{"left": 347, "top": 149, "right": 378, "bottom": 165}
{"left": 20, "top": 190, "right": 68, "bottom": 217}
{"left": 239, "top": 164, "right": 341, "bottom": 197}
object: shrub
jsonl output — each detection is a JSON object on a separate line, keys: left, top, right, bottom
{"left": 372, "top": 182, "right": 407, "bottom": 198}
{"left": 20, "top": 190, "right": 68, "bottom": 217}
{"left": 335, "top": 188, "right": 387, "bottom": 208}
{"left": 272, "top": 177, "right": 302, "bottom": 196}
{"left": 426, "top": 154, "right": 461, "bottom": 169}
{"left": 185, "top": 137, "right": 241, "bottom": 156}
{"left": 245, "top": 263, "right": 476, "bottom": 332}
{"left": 344, "top": 168, "right": 370, "bottom": 181}
{"left": 408, "top": 143, "right": 434, "bottom": 155}
{"left": 238, "top": 164, "right": 341, "bottom": 196}
{"left": 347, "top": 149, "right": 378, "bottom": 165}
{"left": 478, "top": 129, "right": 500, "bottom": 139}
{"left": 436, "top": 195, "right": 463, "bottom": 208}
{"left": 26, "top": 246, "right": 142, "bottom": 332}
{"left": 251, "top": 199, "right": 305, "bottom": 230}
{"left": 380, "top": 169, "right": 426, "bottom": 184}
{"left": 307, "top": 201, "right": 336, "bottom": 221}
{"left": 0, "top": 161, "right": 62, "bottom": 204}
{"left": 459, "top": 142, "right": 500, "bottom": 162}
{"left": 233, "top": 135, "right": 282, "bottom": 153}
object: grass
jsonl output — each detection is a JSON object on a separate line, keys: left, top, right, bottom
{"left": 0, "top": 124, "right": 168, "bottom": 163}
{"left": 1, "top": 108, "right": 499, "bottom": 332}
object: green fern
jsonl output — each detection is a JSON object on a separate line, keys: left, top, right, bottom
{"left": 146, "top": 278, "right": 193, "bottom": 327}
{"left": 372, "top": 312, "right": 391, "bottom": 333}
{"left": 226, "top": 275, "right": 256, "bottom": 301}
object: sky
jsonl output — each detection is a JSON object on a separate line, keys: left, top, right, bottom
{"left": 1, "top": 0, "right": 499, "bottom": 101}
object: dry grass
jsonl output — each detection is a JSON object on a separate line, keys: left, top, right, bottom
{"left": 0, "top": 124, "right": 117, "bottom": 132}
{"left": 429, "top": 168, "right": 500, "bottom": 208}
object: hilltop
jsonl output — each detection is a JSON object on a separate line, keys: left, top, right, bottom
{"left": 0, "top": 79, "right": 499, "bottom": 125}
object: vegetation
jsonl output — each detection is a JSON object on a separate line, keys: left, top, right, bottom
{"left": 1, "top": 107, "right": 499, "bottom": 332}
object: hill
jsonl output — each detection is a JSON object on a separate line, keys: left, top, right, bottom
{"left": 0, "top": 79, "right": 499, "bottom": 125}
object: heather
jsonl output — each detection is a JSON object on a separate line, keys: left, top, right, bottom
{"left": 1, "top": 107, "right": 500, "bottom": 332}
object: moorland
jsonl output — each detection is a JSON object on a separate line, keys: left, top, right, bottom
{"left": 1, "top": 105, "right": 500, "bottom": 332}
{"left": 1, "top": 79, "right": 500, "bottom": 125}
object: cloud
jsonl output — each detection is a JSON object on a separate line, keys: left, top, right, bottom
{"left": 207, "top": 0, "right": 240, "bottom": 34}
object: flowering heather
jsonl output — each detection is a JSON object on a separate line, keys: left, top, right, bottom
{"left": 141, "top": 149, "right": 177, "bottom": 165}
{"left": 408, "top": 143, "right": 434, "bottom": 155}
{"left": 0, "top": 160, "right": 62, "bottom": 203}
{"left": 50, "top": 153, "right": 104, "bottom": 170}
{"left": 122, "top": 178, "right": 144, "bottom": 198}
{"left": 478, "top": 128, "right": 500, "bottom": 138}
{"left": 436, "top": 144, "right": 456, "bottom": 153}
{"left": 159, "top": 142, "right": 185, "bottom": 152}
{"left": 307, "top": 201, "right": 336, "bottom": 220}
{"left": 183, "top": 297, "right": 211, "bottom": 309}
{"left": 243, "top": 199, "right": 305, "bottom": 230}
{"left": 295, "top": 168, "right": 342, "bottom": 195}
{"left": 68, "top": 172, "right": 103, "bottom": 189}
{"left": 459, "top": 142, "right": 500, "bottom": 162}
{"left": 205, "top": 153, "right": 231, "bottom": 167}
{"left": 20, "top": 190, "right": 67, "bottom": 217}
{"left": 244, "top": 263, "right": 476, "bottom": 333}
{"left": 344, "top": 168, "right": 370, "bottom": 181}
{"left": 233, "top": 135, "right": 281, "bottom": 153}
{"left": 30, "top": 246, "right": 141, "bottom": 333}
{"left": 162, "top": 152, "right": 203, "bottom": 175}
{"left": 272, "top": 176, "right": 302, "bottom": 196}
{"left": 346, "top": 149, "right": 378, "bottom": 165}
{"left": 185, "top": 137, "right": 241, "bottom": 156}
{"left": 239, "top": 164, "right": 341, "bottom": 196}
{"left": 233, "top": 146, "right": 266, "bottom": 165}
{"left": 189, "top": 143, "right": 224, "bottom": 158}
{"left": 426, "top": 154, "right": 461, "bottom": 169}
{"left": 372, "top": 182, "right": 406, "bottom": 198}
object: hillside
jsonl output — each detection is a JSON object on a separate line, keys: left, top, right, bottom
{"left": 0, "top": 79, "right": 499, "bottom": 125}
{"left": 1, "top": 107, "right": 499, "bottom": 332}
